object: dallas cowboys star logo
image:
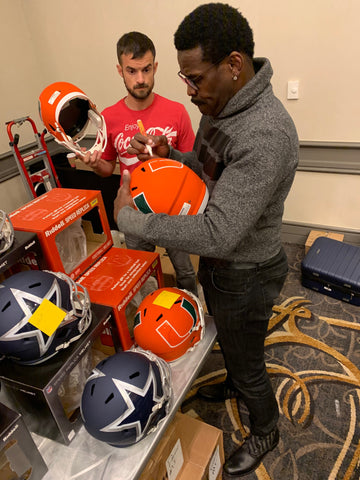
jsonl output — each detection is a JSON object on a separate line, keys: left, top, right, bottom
{"left": 0, "top": 277, "right": 69, "bottom": 360}
{"left": 88, "top": 363, "right": 165, "bottom": 443}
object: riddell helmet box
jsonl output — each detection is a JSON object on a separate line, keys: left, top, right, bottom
{"left": 130, "top": 159, "right": 209, "bottom": 215}
{"left": 78, "top": 247, "right": 163, "bottom": 350}
{"left": 9, "top": 188, "right": 113, "bottom": 280}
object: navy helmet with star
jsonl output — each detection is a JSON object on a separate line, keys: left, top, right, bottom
{"left": 0, "top": 270, "right": 91, "bottom": 364}
{"left": 80, "top": 349, "right": 172, "bottom": 447}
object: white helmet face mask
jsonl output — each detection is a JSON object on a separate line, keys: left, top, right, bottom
{"left": 0, "top": 210, "right": 15, "bottom": 255}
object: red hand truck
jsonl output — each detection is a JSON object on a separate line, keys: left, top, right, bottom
{"left": 6, "top": 116, "right": 61, "bottom": 199}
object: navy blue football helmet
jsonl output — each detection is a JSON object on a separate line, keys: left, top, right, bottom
{"left": 0, "top": 270, "right": 92, "bottom": 364}
{"left": 80, "top": 348, "right": 172, "bottom": 447}
{"left": 0, "top": 210, "right": 14, "bottom": 255}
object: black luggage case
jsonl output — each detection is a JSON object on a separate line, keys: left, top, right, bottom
{"left": 301, "top": 236, "right": 360, "bottom": 305}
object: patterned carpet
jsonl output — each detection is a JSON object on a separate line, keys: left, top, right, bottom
{"left": 181, "top": 242, "right": 360, "bottom": 480}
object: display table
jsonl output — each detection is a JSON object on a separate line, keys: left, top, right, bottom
{"left": 32, "top": 315, "right": 217, "bottom": 480}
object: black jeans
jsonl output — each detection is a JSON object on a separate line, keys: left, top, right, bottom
{"left": 198, "top": 247, "right": 288, "bottom": 436}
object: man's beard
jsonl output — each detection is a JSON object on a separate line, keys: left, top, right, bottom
{"left": 125, "top": 81, "right": 153, "bottom": 100}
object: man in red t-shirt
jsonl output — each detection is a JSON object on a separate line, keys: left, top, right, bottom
{"left": 80, "top": 31, "right": 197, "bottom": 295}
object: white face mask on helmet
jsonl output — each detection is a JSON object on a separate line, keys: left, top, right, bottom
{"left": 38, "top": 81, "right": 107, "bottom": 157}
{"left": 0, "top": 210, "right": 14, "bottom": 255}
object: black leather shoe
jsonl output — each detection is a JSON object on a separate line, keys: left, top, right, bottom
{"left": 223, "top": 427, "right": 279, "bottom": 477}
{"left": 197, "top": 381, "right": 242, "bottom": 402}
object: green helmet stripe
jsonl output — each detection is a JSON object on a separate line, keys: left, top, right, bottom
{"left": 133, "top": 193, "right": 154, "bottom": 214}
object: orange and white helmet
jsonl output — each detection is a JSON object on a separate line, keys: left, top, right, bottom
{"left": 133, "top": 287, "right": 205, "bottom": 362}
{"left": 130, "top": 159, "right": 209, "bottom": 215}
{"left": 38, "top": 81, "right": 107, "bottom": 156}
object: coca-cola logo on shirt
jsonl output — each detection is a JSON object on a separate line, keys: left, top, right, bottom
{"left": 114, "top": 125, "right": 177, "bottom": 156}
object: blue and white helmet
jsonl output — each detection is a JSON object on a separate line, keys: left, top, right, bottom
{"left": 0, "top": 270, "right": 91, "bottom": 364}
{"left": 81, "top": 348, "right": 172, "bottom": 447}
{"left": 0, "top": 210, "right": 14, "bottom": 255}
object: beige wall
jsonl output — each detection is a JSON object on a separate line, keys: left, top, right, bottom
{"left": 283, "top": 171, "right": 360, "bottom": 230}
{"left": 1, "top": 0, "right": 360, "bottom": 230}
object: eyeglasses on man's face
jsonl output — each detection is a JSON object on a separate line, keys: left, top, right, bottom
{"left": 177, "top": 57, "right": 227, "bottom": 91}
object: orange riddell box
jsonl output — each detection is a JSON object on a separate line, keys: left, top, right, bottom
{"left": 78, "top": 247, "right": 163, "bottom": 350}
{"left": 9, "top": 188, "right": 113, "bottom": 280}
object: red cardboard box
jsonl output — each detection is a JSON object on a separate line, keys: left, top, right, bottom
{"left": 9, "top": 188, "right": 112, "bottom": 279}
{"left": 78, "top": 247, "right": 164, "bottom": 350}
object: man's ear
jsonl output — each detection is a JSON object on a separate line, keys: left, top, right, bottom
{"left": 117, "top": 63, "right": 124, "bottom": 78}
{"left": 153, "top": 61, "right": 159, "bottom": 75}
{"left": 228, "top": 51, "right": 244, "bottom": 77}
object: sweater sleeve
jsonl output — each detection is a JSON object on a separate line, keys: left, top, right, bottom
{"left": 116, "top": 128, "right": 296, "bottom": 261}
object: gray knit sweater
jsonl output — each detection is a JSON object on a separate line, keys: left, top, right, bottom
{"left": 117, "top": 58, "right": 299, "bottom": 263}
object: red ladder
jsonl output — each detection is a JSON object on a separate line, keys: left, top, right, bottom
{"left": 6, "top": 116, "right": 61, "bottom": 199}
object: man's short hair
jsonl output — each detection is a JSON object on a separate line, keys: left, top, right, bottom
{"left": 117, "top": 31, "right": 156, "bottom": 64}
{"left": 174, "top": 3, "right": 254, "bottom": 63}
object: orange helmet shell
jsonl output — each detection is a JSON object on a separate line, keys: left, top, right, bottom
{"left": 133, "top": 287, "right": 205, "bottom": 362}
{"left": 38, "top": 81, "right": 107, "bottom": 156}
{"left": 130, "top": 159, "right": 208, "bottom": 215}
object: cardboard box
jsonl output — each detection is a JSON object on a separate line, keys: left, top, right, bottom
{"left": 139, "top": 413, "right": 224, "bottom": 480}
{"left": 0, "top": 303, "right": 118, "bottom": 445}
{"left": 305, "top": 230, "right": 344, "bottom": 254}
{"left": 78, "top": 247, "right": 163, "bottom": 350}
{"left": 9, "top": 188, "right": 113, "bottom": 279}
{"left": 0, "top": 402, "right": 48, "bottom": 480}
{"left": 0, "top": 230, "right": 44, "bottom": 281}
{"left": 156, "top": 247, "right": 199, "bottom": 288}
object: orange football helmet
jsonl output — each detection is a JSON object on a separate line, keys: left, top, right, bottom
{"left": 133, "top": 287, "right": 205, "bottom": 362}
{"left": 38, "top": 81, "right": 107, "bottom": 156}
{"left": 130, "top": 158, "right": 209, "bottom": 215}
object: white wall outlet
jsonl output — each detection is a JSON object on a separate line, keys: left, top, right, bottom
{"left": 287, "top": 80, "right": 299, "bottom": 100}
